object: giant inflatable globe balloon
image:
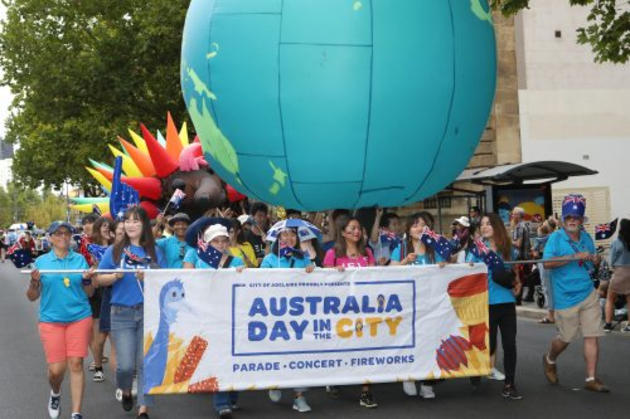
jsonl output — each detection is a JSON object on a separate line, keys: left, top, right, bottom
{"left": 181, "top": 0, "right": 496, "bottom": 211}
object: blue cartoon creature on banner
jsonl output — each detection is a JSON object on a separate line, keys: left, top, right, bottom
{"left": 181, "top": 0, "right": 497, "bottom": 210}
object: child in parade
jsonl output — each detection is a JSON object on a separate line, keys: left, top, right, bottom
{"left": 96, "top": 206, "right": 166, "bottom": 419}
{"left": 261, "top": 227, "right": 315, "bottom": 413}
{"left": 323, "top": 216, "right": 378, "bottom": 408}
{"left": 467, "top": 214, "right": 523, "bottom": 400}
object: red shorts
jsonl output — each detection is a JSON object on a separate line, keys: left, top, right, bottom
{"left": 38, "top": 317, "right": 92, "bottom": 364}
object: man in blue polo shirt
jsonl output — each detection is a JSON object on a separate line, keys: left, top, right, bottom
{"left": 542, "top": 194, "right": 607, "bottom": 392}
{"left": 156, "top": 212, "right": 193, "bottom": 269}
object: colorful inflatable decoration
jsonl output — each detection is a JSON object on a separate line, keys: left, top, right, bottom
{"left": 71, "top": 113, "right": 247, "bottom": 219}
{"left": 181, "top": 0, "right": 497, "bottom": 211}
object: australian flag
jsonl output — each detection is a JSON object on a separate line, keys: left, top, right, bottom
{"left": 595, "top": 218, "right": 618, "bottom": 241}
{"left": 123, "top": 248, "right": 152, "bottom": 268}
{"left": 279, "top": 245, "right": 304, "bottom": 260}
{"left": 7, "top": 244, "right": 32, "bottom": 268}
{"left": 168, "top": 189, "right": 186, "bottom": 211}
{"left": 380, "top": 231, "right": 401, "bottom": 252}
{"left": 197, "top": 239, "right": 223, "bottom": 269}
{"left": 420, "top": 227, "right": 454, "bottom": 260}
{"left": 110, "top": 156, "right": 140, "bottom": 220}
{"left": 470, "top": 239, "right": 504, "bottom": 273}
{"left": 87, "top": 243, "right": 108, "bottom": 263}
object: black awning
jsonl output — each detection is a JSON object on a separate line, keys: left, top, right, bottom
{"left": 456, "top": 161, "right": 598, "bottom": 185}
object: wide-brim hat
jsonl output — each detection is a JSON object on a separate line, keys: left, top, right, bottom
{"left": 453, "top": 216, "right": 470, "bottom": 228}
{"left": 168, "top": 212, "right": 191, "bottom": 226}
{"left": 185, "top": 216, "right": 232, "bottom": 248}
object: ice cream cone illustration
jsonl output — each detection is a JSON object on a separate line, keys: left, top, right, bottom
{"left": 447, "top": 273, "right": 488, "bottom": 350}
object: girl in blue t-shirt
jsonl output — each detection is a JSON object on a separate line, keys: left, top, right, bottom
{"left": 466, "top": 213, "right": 522, "bottom": 400}
{"left": 261, "top": 228, "right": 314, "bottom": 413}
{"left": 390, "top": 212, "right": 444, "bottom": 399}
{"left": 96, "top": 206, "right": 166, "bottom": 418}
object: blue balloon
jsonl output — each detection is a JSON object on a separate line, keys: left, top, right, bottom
{"left": 181, "top": 0, "right": 496, "bottom": 211}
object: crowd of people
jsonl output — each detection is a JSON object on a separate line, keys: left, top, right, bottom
{"left": 16, "top": 193, "right": 629, "bottom": 419}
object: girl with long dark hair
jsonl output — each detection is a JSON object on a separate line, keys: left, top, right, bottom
{"left": 323, "top": 216, "right": 378, "bottom": 408}
{"left": 467, "top": 213, "right": 523, "bottom": 400}
{"left": 390, "top": 212, "right": 445, "bottom": 399}
{"left": 95, "top": 207, "right": 166, "bottom": 419}
{"left": 604, "top": 219, "right": 630, "bottom": 332}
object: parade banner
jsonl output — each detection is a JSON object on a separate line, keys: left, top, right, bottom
{"left": 143, "top": 264, "right": 491, "bottom": 395}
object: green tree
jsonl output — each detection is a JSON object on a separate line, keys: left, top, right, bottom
{"left": 0, "top": 183, "right": 66, "bottom": 228}
{"left": 0, "top": 0, "right": 189, "bottom": 192}
{"left": 492, "top": 0, "right": 629, "bottom": 64}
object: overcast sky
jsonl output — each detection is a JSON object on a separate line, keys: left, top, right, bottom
{"left": 0, "top": 3, "right": 11, "bottom": 138}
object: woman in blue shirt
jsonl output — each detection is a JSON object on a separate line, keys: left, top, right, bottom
{"left": 96, "top": 206, "right": 166, "bottom": 419}
{"left": 390, "top": 212, "right": 444, "bottom": 399}
{"left": 26, "top": 221, "right": 96, "bottom": 419}
{"left": 261, "top": 228, "right": 314, "bottom": 413}
{"left": 467, "top": 213, "right": 522, "bottom": 400}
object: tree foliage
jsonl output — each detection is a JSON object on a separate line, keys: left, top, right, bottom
{"left": 492, "top": 0, "right": 630, "bottom": 64}
{"left": 0, "top": 183, "right": 66, "bottom": 227}
{"left": 0, "top": 0, "right": 189, "bottom": 192}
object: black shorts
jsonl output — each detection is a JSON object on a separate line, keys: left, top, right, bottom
{"left": 89, "top": 288, "right": 103, "bottom": 319}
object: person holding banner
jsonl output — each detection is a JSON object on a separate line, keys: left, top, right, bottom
{"left": 187, "top": 222, "right": 245, "bottom": 418}
{"left": 88, "top": 216, "right": 116, "bottom": 383}
{"left": 467, "top": 214, "right": 523, "bottom": 400}
{"left": 156, "top": 212, "right": 193, "bottom": 269}
{"left": 26, "top": 221, "right": 96, "bottom": 419}
{"left": 323, "top": 216, "right": 378, "bottom": 408}
{"left": 260, "top": 226, "right": 315, "bottom": 413}
{"left": 390, "top": 212, "right": 446, "bottom": 399}
{"left": 228, "top": 219, "right": 259, "bottom": 268}
{"left": 96, "top": 206, "right": 166, "bottom": 419}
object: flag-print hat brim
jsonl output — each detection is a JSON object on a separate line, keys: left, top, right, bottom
{"left": 185, "top": 216, "right": 232, "bottom": 248}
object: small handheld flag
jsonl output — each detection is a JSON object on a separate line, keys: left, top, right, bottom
{"left": 197, "top": 239, "right": 223, "bottom": 269}
{"left": 595, "top": 218, "right": 618, "bottom": 241}
{"left": 420, "top": 227, "right": 454, "bottom": 260}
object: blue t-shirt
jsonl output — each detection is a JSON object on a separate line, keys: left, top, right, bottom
{"left": 260, "top": 253, "right": 312, "bottom": 269}
{"left": 195, "top": 255, "right": 244, "bottom": 269}
{"left": 543, "top": 228, "right": 595, "bottom": 310}
{"left": 156, "top": 236, "right": 193, "bottom": 269}
{"left": 466, "top": 241, "right": 517, "bottom": 306}
{"left": 183, "top": 248, "right": 198, "bottom": 266}
{"left": 391, "top": 244, "right": 445, "bottom": 265}
{"left": 98, "top": 245, "right": 166, "bottom": 307}
{"left": 34, "top": 250, "right": 91, "bottom": 323}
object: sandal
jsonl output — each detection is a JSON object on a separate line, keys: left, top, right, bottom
{"left": 538, "top": 317, "right": 554, "bottom": 324}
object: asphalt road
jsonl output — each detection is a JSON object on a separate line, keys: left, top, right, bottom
{"left": 1, "top": 262, "right": 628, "bottom": 419}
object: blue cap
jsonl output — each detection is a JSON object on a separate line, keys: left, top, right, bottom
{"left": 561, "top": 194, "right": 587, "bottom": 221}
{"left": 48, "top": 221, "right": 75, "bottom": 235}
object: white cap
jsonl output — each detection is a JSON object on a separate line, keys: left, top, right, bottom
{"left": 237, "top": 214, "right": 252, "bottom": 225}
{"left": 203, "top": 224, "right": 229, "bottom": 243}
{"left": 453, "top": 216, "right": 470, "bottom": 228}
{"left": 512, "top": 206, "right": 525, "bottom": 215}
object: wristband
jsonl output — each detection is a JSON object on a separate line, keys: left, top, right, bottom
{"left": 82, "top": 278, "right": 92, "bottom": 286}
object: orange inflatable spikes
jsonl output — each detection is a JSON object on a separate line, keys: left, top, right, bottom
{"left": 166, "top": 112, "right": 184, "bottom": 161}
{"left": 140, "top": 123, "right": 179, "bottom": 178}
{"left": 118, "top": 136, "right": 157, "bottom": 177}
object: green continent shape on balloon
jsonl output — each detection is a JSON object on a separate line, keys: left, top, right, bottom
{"left": 470, "top": 0, "right": 493, "bottom": 24}
{"left": 188, "top": 96, "right": 239, "bottom": 175}
{"left": 186, "top": 66, "right": 217, "bottom": 101}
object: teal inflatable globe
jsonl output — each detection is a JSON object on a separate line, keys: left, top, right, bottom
{"left": 181, "top": 0, "right": 496, "bottom": 211}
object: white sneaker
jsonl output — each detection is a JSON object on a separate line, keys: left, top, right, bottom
{"left": 419, "top": 384, "right": 435, "bottom": 399}
{"left": 402, "top": 380, "right": 417, "bottom": 396}
{"left": 48, "top": 391, "right": 61, "bottom": 419}
{"left": 268, "top": 389, "right": 282, "bottom": 402}
{"left": 131, "top": 377, "right": 138, "bottom": 397}
{"left": 488, "top": 368, "right": 506, "bottom": 381}
{"left": 93, "top": 370, "right": 104, "bottom": 383}
{"left": 115, "top": 389, "right": 123, "bottom": 402}
{"left": 292, "top": 395, "right": 312, "bottom": 413}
